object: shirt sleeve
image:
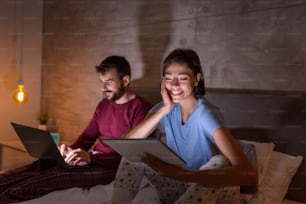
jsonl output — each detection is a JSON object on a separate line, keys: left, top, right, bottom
{"left": 202, "top": 104, "right": 227, "bottom": 138}
{"left": 131, "top": 98, "right": 153, "bottom": 127}
{"left": 149, "top": 102, "right": 163, "bottom": 114}
{"left": 71, "top": 98, "right": 152, "bottom": 166}
{"left": 90, "top": 151, "right": 122, "bottom": 168}
{"left": 70, "top": 103, "right": 101, "bottom": 150}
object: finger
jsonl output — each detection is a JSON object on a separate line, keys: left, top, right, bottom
{"left": 138, "top": 152, "right": 146, "bottom": 160}
{"left": 160, "top": 80, "right": 168, "bottom": 97}
{"left": 58, "top": 144, "right": 65, "bottom": 155}
{"left": 66, "top": 146, "right": 73, "bottom": 152}
{"left": 160, "top": 81, "right": 172, "bottom": 104}
{"left": 64, "top": 150, "right": 77, "bottom": 163}
{"left": 71, "top": 148, "right": 82, "bottom": 153}
{"left": 73, "top": 157, "right": 82, "bottom": 165}
{"left": 141, "top": 153, "right": 156, "bottom": 165}
{"left": 77, "top": 160, "right": 88, "bottom": 166}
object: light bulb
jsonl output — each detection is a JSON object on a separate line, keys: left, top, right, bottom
{"left": 13, "top": 83, "right": 28, "bottom": 104}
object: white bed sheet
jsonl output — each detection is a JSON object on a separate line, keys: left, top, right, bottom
{"left": 17, "top": 182, "right": 303, "bottom": 204}
{"left": 17, "top": 180, "right": 161, "bottom": 204}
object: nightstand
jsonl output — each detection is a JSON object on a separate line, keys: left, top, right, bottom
{"left": 0, "top": 140, "right": 36, "bottom": 171}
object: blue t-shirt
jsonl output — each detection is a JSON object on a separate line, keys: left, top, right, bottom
{"left": 150, "top": 98, "right": 226, "bottom": 170}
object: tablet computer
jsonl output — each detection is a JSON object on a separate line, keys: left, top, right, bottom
{"left": 103, "top": 138, "right": 186, "bottom": 166}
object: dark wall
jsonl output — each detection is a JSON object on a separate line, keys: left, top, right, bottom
{"left": 41, "top": 0, "right": 306, "bottom": 141}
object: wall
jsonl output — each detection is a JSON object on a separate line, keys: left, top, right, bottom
{"left": 41, "top": 0, "right": 306, "bottom": 142}
{"left": 0, "top": 1, "right": 43, "bottom": 141}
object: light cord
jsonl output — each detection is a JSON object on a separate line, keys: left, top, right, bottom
{"left": 18, "top": 0, "right": 24, "bottom": 84}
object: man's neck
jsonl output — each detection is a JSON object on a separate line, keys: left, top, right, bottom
{"left": 115, "top": 89, "right": 136, "bottom": 104}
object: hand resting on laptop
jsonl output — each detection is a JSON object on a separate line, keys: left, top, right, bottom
{"left": 58, "top": 144, "right": 89, "bottom": 166}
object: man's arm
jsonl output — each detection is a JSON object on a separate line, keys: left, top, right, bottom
{"left": 89, "top": 151, "right": 122, "bottom": 168}
{"left": 70, "top": 104, "right": 102, "bottom": 150}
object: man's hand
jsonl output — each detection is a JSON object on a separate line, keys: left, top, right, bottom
{"left": 58, "top": 143, "right": 72, "bottom": 157}
{"left": 64, "top": 148, "right": 91, "bottom": 166}
{"left": 58, "top": 144, "right": 90, "bottom": 166}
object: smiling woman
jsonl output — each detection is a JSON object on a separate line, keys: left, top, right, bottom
{"left": 111, "top": 49, "right": 257, "bottom": 204}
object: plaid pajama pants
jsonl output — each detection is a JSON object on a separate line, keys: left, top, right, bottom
{"left": 0, "top": 160, "right": 117, "bottom": 203}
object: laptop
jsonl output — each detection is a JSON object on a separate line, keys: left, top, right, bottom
{"left": 11, "top": 122, "right": 88, "bottom": 170}
{"left": 103, "top": 138, "right": 186, "bottom": 166}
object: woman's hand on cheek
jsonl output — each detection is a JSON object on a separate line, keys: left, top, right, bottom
{"left": 160, "top": 79, "right": 174, "bottom": 113}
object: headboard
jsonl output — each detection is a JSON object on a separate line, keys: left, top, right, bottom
{"left": 205, "top": 92, "right": 306, "bottom": 202}
{"left": 133, "top": 87, "right": 306, "bottom": 202}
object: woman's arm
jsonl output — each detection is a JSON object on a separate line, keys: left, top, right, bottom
{"left": 123, "top": 106, "right": 169, "bottom": 139}
{"left": 142, "top": 128, "right": 258, "bottom": 187}
{"left": 186, "top": 128, "right": 257, "bottom": 187}
{"left": 123, "top": 80, "right": 174, "bottom": 139}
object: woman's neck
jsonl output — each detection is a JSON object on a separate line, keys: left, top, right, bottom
{"left": 179, "top": 97, "right": 198, "bottom": 124}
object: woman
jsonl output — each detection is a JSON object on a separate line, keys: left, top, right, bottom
{"left": 111, "top": 49, "right": 258, "bottom": 203}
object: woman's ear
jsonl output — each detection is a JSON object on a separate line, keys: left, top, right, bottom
{"left": 194, "top": 73, "right": 201, "bottom": 86}
{"left": 122, "top": 75, "right": 130, "bottom": 86}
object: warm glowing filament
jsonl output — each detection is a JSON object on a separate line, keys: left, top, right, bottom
{"left": 13, "top": 84, "right": 28, "bottom": 104}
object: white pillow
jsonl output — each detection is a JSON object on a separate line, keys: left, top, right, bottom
{"left": 249, "top": 151, "right": 303, "bottom": 204}
{"left": 239, "top": 140, "right": 275, "bottom": 185}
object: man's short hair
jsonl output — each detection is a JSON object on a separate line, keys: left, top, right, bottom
{"left": 96, "top": 55, "right": 131, "bottom": 79}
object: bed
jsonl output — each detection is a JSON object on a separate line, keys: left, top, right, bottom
{"left": 18, "top": 89, "right": 305, "bottom": 204}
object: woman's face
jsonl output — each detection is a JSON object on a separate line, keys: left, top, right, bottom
{"left": 163, "top": 62, "right": 200, "bottom": 103}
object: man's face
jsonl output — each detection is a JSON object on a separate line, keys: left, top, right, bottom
{"left": 98, "top": 69, "right": 126, "bottom": 101}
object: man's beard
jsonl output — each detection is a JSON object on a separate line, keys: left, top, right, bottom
{"left": 110, "top": 85, "right": 125, "bottom": 101}
{"left": 103, "top": 83, "right": 125, "bottom": 101}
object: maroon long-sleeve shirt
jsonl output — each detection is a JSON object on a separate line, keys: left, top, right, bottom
{"left": 70, "top": 96, "right": 152, "bottom": 168}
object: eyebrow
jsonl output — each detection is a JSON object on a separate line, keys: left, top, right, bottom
{"left": 99, "top": 78, "right": 115, "bottom": 82}
{"left": 164, "top": 72, "right": 190, "bottom": 76}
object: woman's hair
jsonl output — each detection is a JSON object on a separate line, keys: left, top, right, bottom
{"left": 162, "top": 48, "right": 205, "bottom": 97}
{"left": 95, "top": 55, "right": 131, "bottom": 79}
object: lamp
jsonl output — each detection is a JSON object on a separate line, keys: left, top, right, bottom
{"left": 13, "top": 0, "right": 28, "bottom": 104}
{"left": 13, "top": 80, "right": 28, "bottom": 104}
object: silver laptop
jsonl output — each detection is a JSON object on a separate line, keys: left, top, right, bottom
{"left": 11, "top": 122, "right": 88, "bottom": 170}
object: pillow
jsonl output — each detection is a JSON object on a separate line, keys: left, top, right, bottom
{"left": 249, "top": 151, "right": 303, "bottom": 204}
{"left": 239, "top": 140, "right": 275, "bottom": 185}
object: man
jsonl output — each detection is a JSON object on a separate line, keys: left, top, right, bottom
{"left": 0, "top": 55, "right": 152, "bottom": 203}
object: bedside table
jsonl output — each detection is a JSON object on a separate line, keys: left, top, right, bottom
{"left": 0, "top": 140, "right": 36, "bottom": 171}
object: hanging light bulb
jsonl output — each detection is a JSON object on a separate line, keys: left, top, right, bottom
{"left": 13, "top": 79, "right": 28, "bottom": 104}
{"left": 13, "top": 0, "right": 28, "bottom": 104}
